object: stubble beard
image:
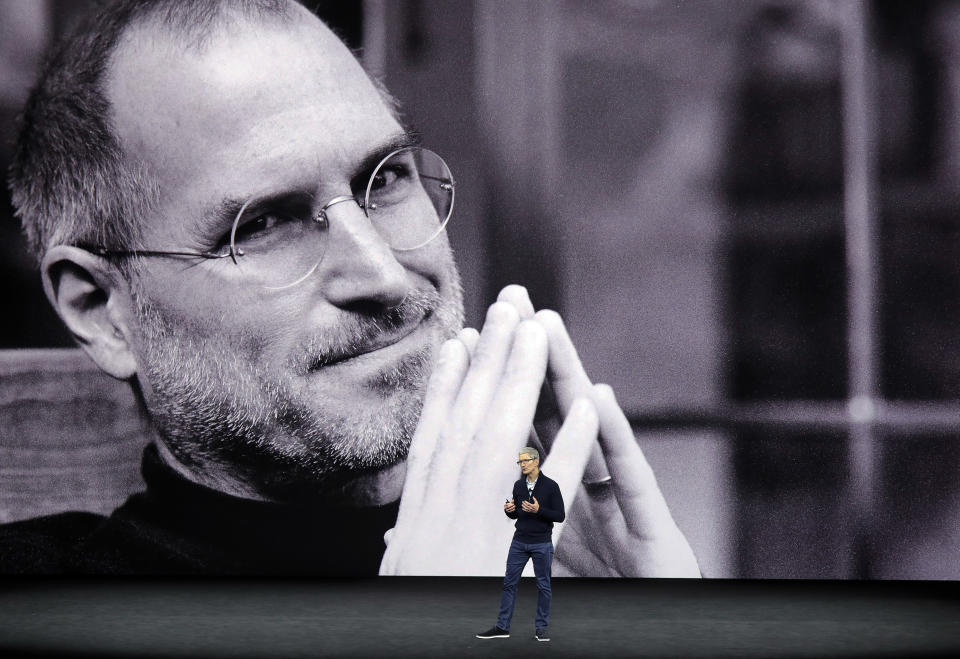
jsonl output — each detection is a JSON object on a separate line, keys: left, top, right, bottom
{"left": 131, "top": 268, "right": 464, "bottom": 503}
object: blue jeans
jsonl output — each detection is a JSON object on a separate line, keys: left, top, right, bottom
{"left": 496, "top": 538, "right": 553, "bottom": 631}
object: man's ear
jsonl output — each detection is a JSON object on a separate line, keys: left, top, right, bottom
{"left": 41, "top": 245, "right": 139, "bottom": 380}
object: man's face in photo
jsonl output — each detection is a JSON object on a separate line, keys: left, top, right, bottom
{"left": 108, "top": 8, "right": 464, "bottom": 503}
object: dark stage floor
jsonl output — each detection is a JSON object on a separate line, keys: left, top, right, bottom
{"left": 0, "top": 577, "right": 958, "bottom": 658}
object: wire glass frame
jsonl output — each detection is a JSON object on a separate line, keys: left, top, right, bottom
{"left": 86, "top": 146, "right": 456, "bottom": 291}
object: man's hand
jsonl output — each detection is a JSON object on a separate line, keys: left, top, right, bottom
{"left": 379, "top": 285, "right": 700, "bottom": 577}
{"left": 379, "top": 299, "right": 599, "bottom": 576}
{"left": 504, "top": 499, "right": 516, "bottom": 513}
{"left": 521, "top": 496, "right": 540, "bottom": 514}
{"left": 496, "top": 285, "right": 700, "bottom": 577}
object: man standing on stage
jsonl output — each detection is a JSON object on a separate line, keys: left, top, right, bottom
{"left": 476, "top": 447, "right": 562, "bottom": 642}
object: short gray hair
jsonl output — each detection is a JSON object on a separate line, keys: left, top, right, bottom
{"left": 519, "top": 447, "right": 539, "bottom": 461}
{"left": 9, "top": 0, "right": 297, "bottom": 267}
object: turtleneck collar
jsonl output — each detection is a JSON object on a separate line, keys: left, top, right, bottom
{"left": 100, "top": 443, "right": 401, "bottom": 575}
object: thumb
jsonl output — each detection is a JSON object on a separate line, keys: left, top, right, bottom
{"left": 532, "top": 496, "right": 538, "bottom": 502}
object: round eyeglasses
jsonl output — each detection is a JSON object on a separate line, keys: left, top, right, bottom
{"left": 230, "top": 146, "right": 454, "bottom": 289}
{"left": 86, "top": 146, "right": 455, "bottom": 290}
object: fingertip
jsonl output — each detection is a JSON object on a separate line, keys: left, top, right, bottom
{"left": 434, "top": 338, "right": 468, "bottom": 372}
{"left": 497, "top": 285, "right": 536, "bottom": 321}
{"left": 514, "top": 319, "right": 549, "bottom": 361}
{"left": 486, "top": 300, "right": 521, "bottom": 326}
{"left": 458, "top": 327, "right": 480, "bottom": 353}
{"left": 439, "top": 337, "right": 462, "bottom": 358}
{"left": 497, "top": 284, "right": 529, "bottom": 301}
{"left": 534, "top": 308, "right": 563, "bottom": 331}
{"left": 592, "top": 382, "right": 616, "bottom": 402}
{"left": 534, "top": 310, "right": 580, "bottom": 364}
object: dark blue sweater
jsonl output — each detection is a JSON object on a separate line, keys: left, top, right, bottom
{"left": 504, "top": 472, "right": 565, "bottom": 543}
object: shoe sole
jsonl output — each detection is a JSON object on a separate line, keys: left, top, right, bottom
{"left": 535, "top": 637, "right": 550, "bottom": 642}
{"left": 476, "top": 635, "right": 509, "bottom": 639}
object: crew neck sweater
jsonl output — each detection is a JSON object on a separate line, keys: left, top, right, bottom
{"left": 504, "top": 472, "right": 564, "bottom": 543}
{"left": 0, "top": 443, "right": 399, "bottom": 575}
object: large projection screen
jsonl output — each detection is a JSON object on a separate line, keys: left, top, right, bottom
{"left": 2, "top": 0, "right": 959, "bottom": 580}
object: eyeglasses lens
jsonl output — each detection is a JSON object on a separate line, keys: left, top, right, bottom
{"left": 229, "top": 192, "right": 325, "bottom": 290}
{"left": 365, "top": 146, "right": 455, "bottom": 251}
{"left": 229, "top": 146, "right": 455, "bottom": 290}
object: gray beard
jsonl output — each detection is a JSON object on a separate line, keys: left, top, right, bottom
{"left": 131, "top": 279, "right": 464, "bottom": 502}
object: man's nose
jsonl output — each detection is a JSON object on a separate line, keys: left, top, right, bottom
{"left": 314, "top": 198, "right": 410, "bottom": 308}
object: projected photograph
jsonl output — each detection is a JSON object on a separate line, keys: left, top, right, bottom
{"left": 2, "top": 0, "right": 959, "bottom": 581}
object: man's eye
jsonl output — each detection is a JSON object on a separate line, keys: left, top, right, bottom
{"left": 370, "top": 159, "right": 418, "bottom": 192}
{"left": 370, "top": 167, "right": 402, "bottom": 191}
{"left": 232, "top": 212, "right": 292, "bottom": 244}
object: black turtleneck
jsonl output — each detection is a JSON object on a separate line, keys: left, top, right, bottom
{"left": 0, "top": 444, "right": 400, "bottom": 575}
